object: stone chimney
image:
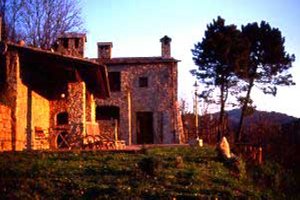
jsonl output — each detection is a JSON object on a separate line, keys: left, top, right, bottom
{"left": 160, "top": 35, "right": 172, "bottom": 58}
{"left": 97, "top": 42, "right": 113, "bottom": 59}
{"left": 56, "top": 33, "right": 86, "bottom": 57}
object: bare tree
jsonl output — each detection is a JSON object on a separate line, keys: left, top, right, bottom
{"left": 0, "top": 0, "right": 24, "bottom": 41}
{"left": 1, "top": 0, "right": 84, "bottom": 48}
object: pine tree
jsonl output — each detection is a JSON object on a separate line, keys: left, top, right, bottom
{"left": 191, "top": 16, "right": 249, "bottom": 141}
{"left": 236, "top": 21, "right": 295, "bottom": 142}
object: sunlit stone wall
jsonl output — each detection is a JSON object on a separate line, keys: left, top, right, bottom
{"left": 0, "top": 104, "right": 12, "bottom": 151}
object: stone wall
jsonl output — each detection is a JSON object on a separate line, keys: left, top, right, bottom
{"left": 86, "top": 92, "right": 96, "bottom": 123}
{"left": 48, "top": 82, "right": 87, "bottom": 148}
{"left": 49, "top": 98, "right": 69, "bottom": 128}
{"left": 50, "top": 82, "right": 87, "bottom": 129}
{"left": 5, "top": 51, "right": 27, "bottom": 150}
{"left": 31, "top": 91, "right": 50, "bottom": 150}
{"left": 97, "top": 120, "right": 115, "bottom": 138}
{"left": 4, "top": 51, "right": 51, "bottom": 150}
{"left": 68, "top": 82, "right": 86, "bottom": 133}
{"left": 0, "top": 104, "right": 12, "bottom": 151}
{"left": 96, "top": 62, "right": 182, "bottom": 145}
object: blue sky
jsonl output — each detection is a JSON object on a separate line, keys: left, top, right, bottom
{"left": 81, "top": 0, "right": 300, "bottom": 117}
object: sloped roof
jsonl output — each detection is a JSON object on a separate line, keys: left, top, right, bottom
{"left": 2, "top": 42, "right": 109, "bottom": 99}
{"left": 92, "top": 57, "right": 180, "bottom": 65}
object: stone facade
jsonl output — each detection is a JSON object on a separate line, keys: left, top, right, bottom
{"left": 95, "top": 36, "right": 184, "bottom": 145}
{"left": 0, "top": 104, "right": 12, "bottom": 151}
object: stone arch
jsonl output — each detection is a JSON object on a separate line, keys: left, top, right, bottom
{"left": 56, "top": 111, "right": 69, "bottom": 125}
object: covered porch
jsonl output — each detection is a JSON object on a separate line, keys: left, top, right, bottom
{"left": 0, "top": 41, "right": 111, "bottom": 150}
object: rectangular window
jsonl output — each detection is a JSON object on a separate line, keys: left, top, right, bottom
{"left": 75, "top": 38, "right": 79, "bottom": 48}
{"left": 108, "top": 72, "right": 121, "bottom": 92}
{"left": 139, "top": 77, "right": 148, "bottom": 87}
{"left": 63, "top": 38, "right": 68, "bottom": 48}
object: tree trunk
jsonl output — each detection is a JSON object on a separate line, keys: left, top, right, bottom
{"left": 236, "top": 79, "right": 254, "bottom": 143}
{"left": 218, "top": 83, "right": 225, "bottom": 142}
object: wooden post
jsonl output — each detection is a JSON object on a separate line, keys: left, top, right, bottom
{"left": 193, "top": 81, "right": 199, "bottom": 138}
{"left": 127, "top": 89, "right": 132, "bottom": 145}
{"left": 114, "top": 119, "right": 118, "bottom": 148}
{"left": 258, "top": 147, "right": 263, "bottom": 165}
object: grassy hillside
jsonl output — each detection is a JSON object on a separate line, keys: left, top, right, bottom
{"left": 0, "top": 146, "right": 297, "bottom": 199}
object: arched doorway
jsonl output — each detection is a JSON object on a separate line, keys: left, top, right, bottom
{"left": 56, "top": 112, "right": 68, "bottom": 125}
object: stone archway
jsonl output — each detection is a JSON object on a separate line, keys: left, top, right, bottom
{"left": 56, "top": 112, "right": 69, "bottom": 125}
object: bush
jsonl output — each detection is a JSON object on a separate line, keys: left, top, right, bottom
{"left": 138, "top": 156, "right": 162, "bottom": 176}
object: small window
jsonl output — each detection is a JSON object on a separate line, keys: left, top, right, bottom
{"left": 108, "top": 72, "right": 121, "bottom": 92}
{"left": 139, "top": 77, "right": 148, "bottom": 87}
{"left": 75, "top": 38, "right": 79, "bottom": 48}
{"left": 57, "top": 112, "right": 69, "bottom": 125}
{"left": 63, "top": 39, "right": 68, "bottom": 48}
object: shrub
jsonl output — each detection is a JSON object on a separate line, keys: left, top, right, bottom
{"left": 138, "top": 156, "right": 162, "bottom": 176}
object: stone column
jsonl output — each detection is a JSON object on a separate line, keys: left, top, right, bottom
{"left": 90, "top": 94, "right": 96, "bottom": 123}
{"left": 5, "top": 51, "right": 28, "bottom": 150}
{"left": 68, "top": 82, "right": 86, "bottom": 135}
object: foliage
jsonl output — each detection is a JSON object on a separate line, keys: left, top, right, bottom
{"left": 0, "top": 0, "right": 84, "bottom": 48}
{"left": 0, "top": 146, "right": 282, "bottom": 199}
{"left": 138, "top": 155, "right": 162, "bottom": 176}
{"left": 249, "top": 161, "right": 299, "bottom": 200}
{"left": 191, "top": 16, "right": 249, "bottom": 141}
{"left": 236, "top": 21, "right": 295, "bottom": 142}
{"left": 191, "top": 17, "right": 295, "bottom": 143}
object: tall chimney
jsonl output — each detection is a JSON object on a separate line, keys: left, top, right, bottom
{"left": 97, "top": 42, "right": 113, "bottom": 59}
{"left": 160, "top": 35, "right": 172, "bottom": 58}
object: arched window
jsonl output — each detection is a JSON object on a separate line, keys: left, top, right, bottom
{"left": 56, "top": 112, "right": 69, "bottom": 125}
{"left": 96, "top": 106, "right": 120, "bottom": 121}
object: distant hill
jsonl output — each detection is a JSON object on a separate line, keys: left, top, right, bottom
{"left": 182, "top": 109, "right": 299, "bottom": 144}
{"left": 226, "top": 109, "right": 298, "bottom": 131}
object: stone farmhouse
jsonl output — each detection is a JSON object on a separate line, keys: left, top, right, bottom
{"left": 0, "top": 30, "right": 183, "bottom": 151}
{"left": 93, "top": 36, "right": 183, "bottom": 145}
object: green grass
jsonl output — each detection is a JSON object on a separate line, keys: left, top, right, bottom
{"left": 0, "top": 145, "right": 290, "bottom": 199}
